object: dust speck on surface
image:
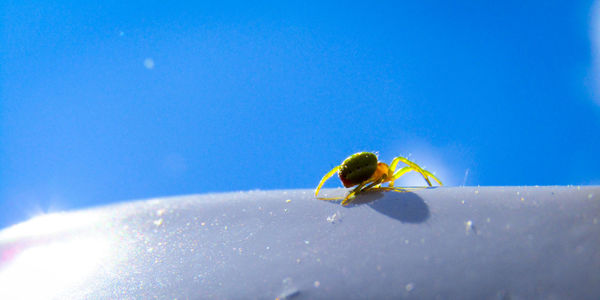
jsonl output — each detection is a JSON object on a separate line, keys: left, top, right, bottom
{"left": 327, "top": 211, "right": 342, "bottom": 223}
{"left": 465, "top": 220, "right": 477, "bottom": 235}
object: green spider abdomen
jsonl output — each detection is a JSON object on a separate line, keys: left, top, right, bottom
{"left": 338, "top": 152, "right": 378, "bottom": 188}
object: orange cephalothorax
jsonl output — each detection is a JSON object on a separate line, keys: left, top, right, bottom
{"left": 368, "top": 162, "right": 392, "bottom": 183}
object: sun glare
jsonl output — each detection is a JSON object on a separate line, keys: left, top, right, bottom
{"left": 0, "top": 211, "right": 116, "bottom": 299}
{"left": 0, "top": 237, "right": 111, "bottom": 299}
{"left": 0, "top": 211, "right": 103, "bottom": 242}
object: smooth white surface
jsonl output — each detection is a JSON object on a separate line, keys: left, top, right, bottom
{"left": 0, "top": 186, "right": 599, "bottom": 299}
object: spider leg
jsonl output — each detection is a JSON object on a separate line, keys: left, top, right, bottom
{"left": 315, "top": 165, "right": 340, "bottom": 197}
{"left": 364, "top": 186, "right": 409, "bottom": 193}
{"left": 340, "top": 176, "right": 389, "bottom": 206}
{"left": 319, "top": 179, "right": 381, "bottom": 204}
{"left": 317, "top": 196, "right": 345, "bottom": 201}
{"left": 390, "top": 156, "right": 439, "bottom": 186}
{"left": 422, "top": 169, "right": 443, "bottom": 186}
{"left": 388, "top": 166, "right": 413, "bottom": 187}
{"left": 341, "top": 182, "right": 368, "bottom": 206}
{"left": 364, "top": 176, "right": 387, "bottom": 190}
{"left": 389, "top": 157, "right": 401, "bottom": 173}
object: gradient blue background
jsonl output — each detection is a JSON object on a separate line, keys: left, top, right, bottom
{"left": 1, "top": 1, "right": 599, "bottom": 228}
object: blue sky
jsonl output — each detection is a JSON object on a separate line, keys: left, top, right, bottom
{"left": 1, "top": 0, "right": 599, "bottom": 228}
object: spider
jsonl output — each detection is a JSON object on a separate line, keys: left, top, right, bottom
{"left": 315, "top": 152, "right": 442, "bottom": 205}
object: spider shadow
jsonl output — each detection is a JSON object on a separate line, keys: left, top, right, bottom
{"left": 349, "top": 190, "right": 430, "bottom": 224}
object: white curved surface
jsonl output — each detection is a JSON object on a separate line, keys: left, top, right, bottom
{"left": 0, "top": 186, "right": 599, "bottom": 299}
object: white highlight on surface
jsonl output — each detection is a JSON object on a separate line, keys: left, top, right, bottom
{"left": 0, "top": 212, "right": 102, "bottom": 241}
{"left": 0, "top": 237, "right": 110, "bottom": 299}
{"left": 0, "top": 211, "right": 120, "bottom": 299}
{"left": 144, "top": 58, "right": 155, "bottom": 69}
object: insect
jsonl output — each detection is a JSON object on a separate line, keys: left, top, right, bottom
{"left": 315, "top": 152, "right": 442, "bottom": 205}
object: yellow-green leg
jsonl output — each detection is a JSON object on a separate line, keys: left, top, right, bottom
{"left": 315, "top": 166, "right": 340, "bottom": 198}
{"left": 389, "top": 166, "right": 413, "bottom": 187}
{"left": 390, "top": 156, "right": 434, "bottom": 186}
{"left": 341, "top": 182, "right": 368, "bottom": 206}
{"left": 340, "top": 176, "right": 389, "bottom": 205}
{"left": 421, "top": 169, "right": 443, "bottom": 186}
{"left": 365, "top": 186, "right": 409, "bottom": 193}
